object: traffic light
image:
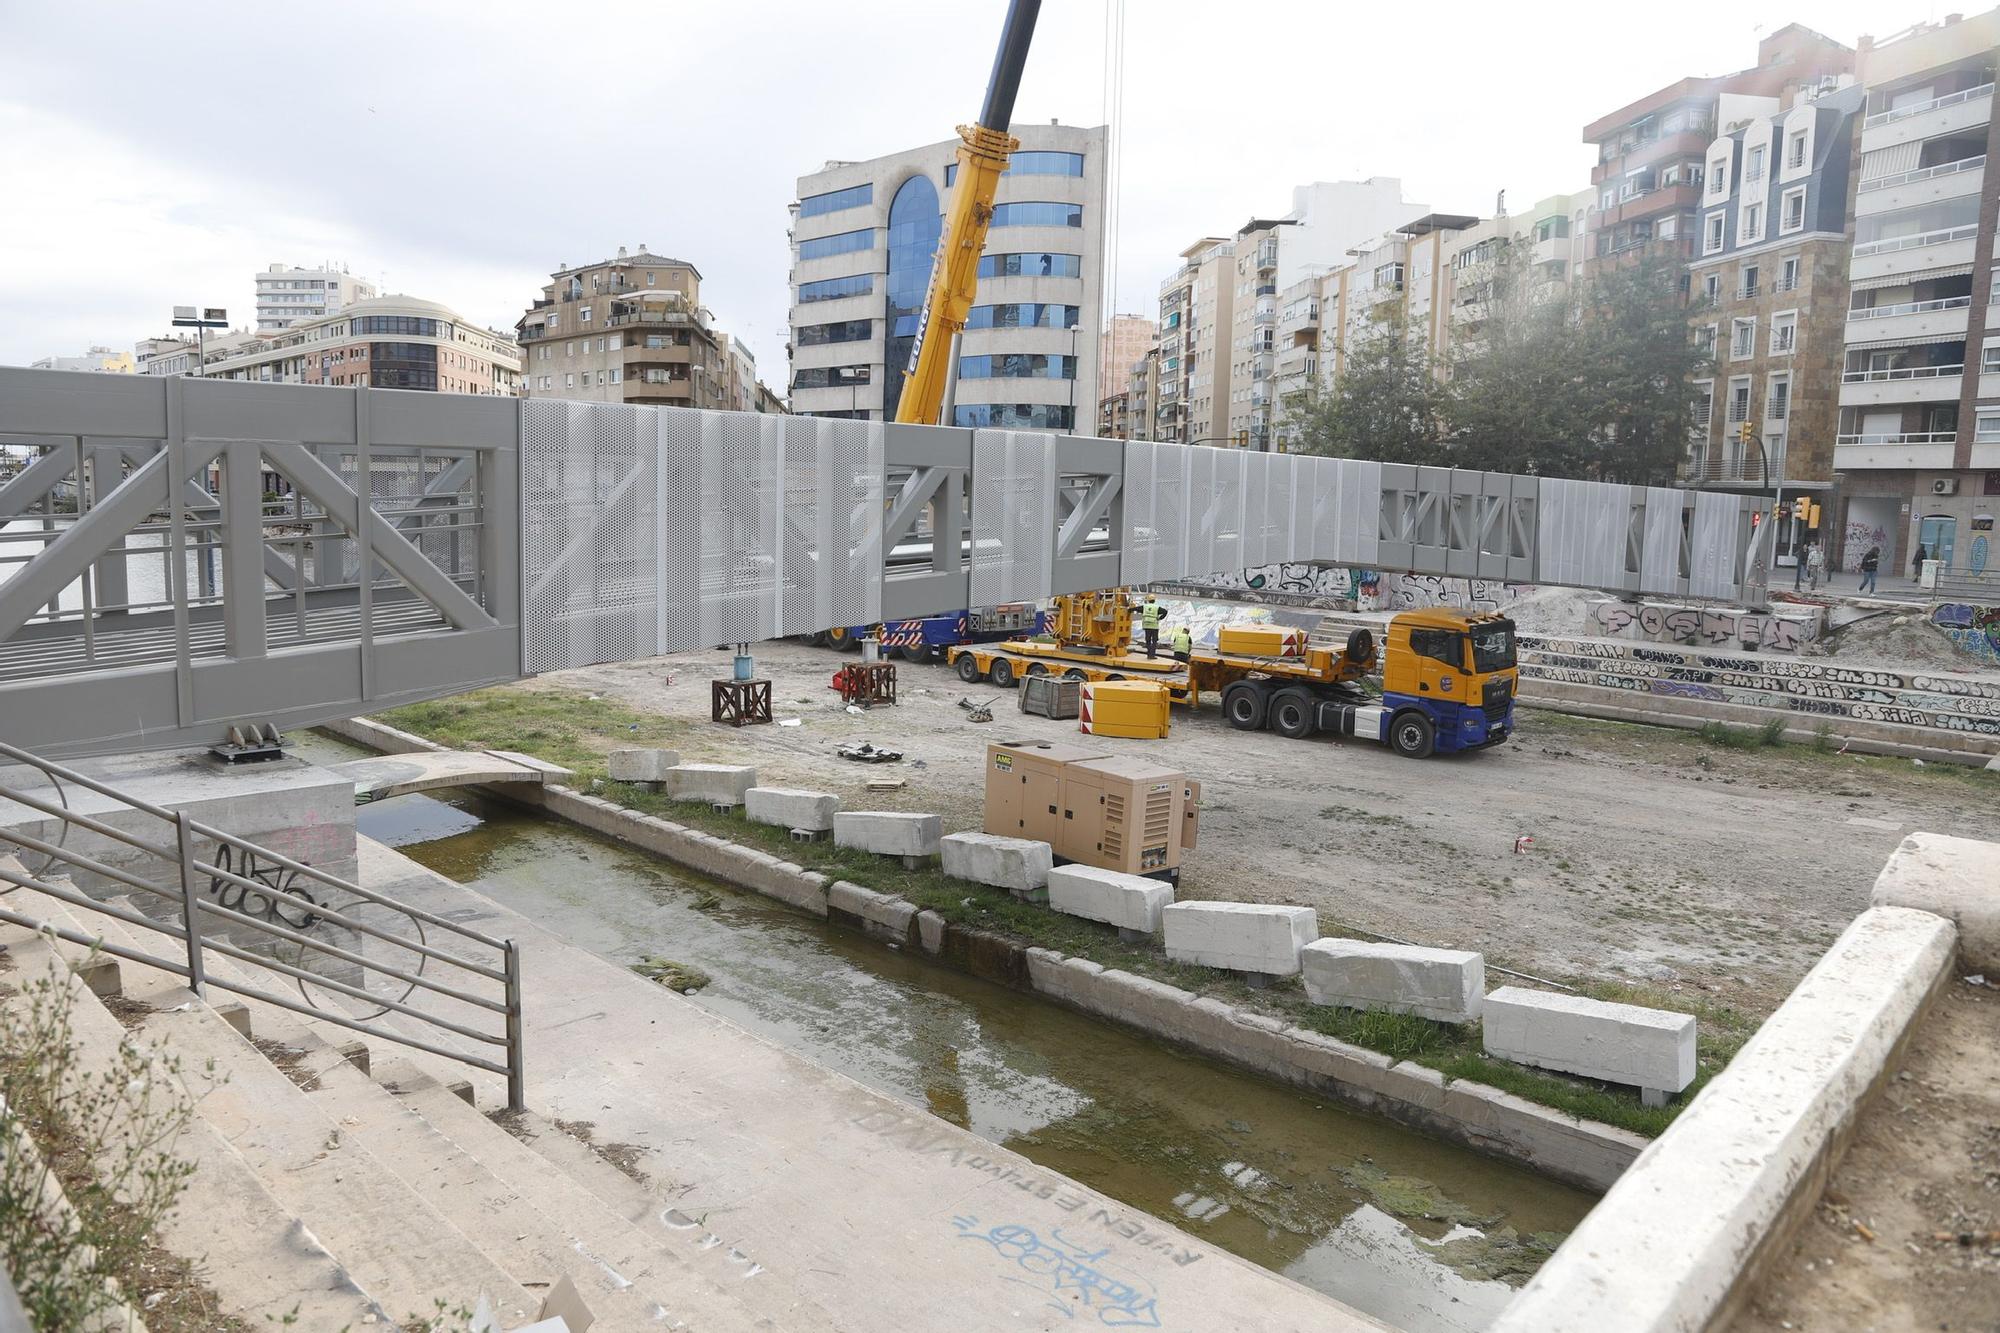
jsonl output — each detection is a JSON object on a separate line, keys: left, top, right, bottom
{"left": 1808, "top": 502, "right": 1821, "bottom": 529}
{"left": 1737, "top": 421, "right": 1754, "bottom": 446}
{"left": 1793, "top": 496, "right": 1810, "bottom": 522}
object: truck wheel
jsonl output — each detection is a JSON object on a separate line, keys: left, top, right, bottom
{"left": 1269, "top": 688, "right": 1315, "bottom": 740}
{"left": 826, "top": 626, "right": 856, "bottom": 652}
{"left": 1024, "top": 662, "right": 1048, "bottom": 677}
{"left": 1222, "top": 682, "right": 1269, "bottom": 731}
{"left": 1062, "top": 667, "right": 1090, "bottom": 681}
{"left": 955, "top": 653, "right": 985, "bottom": 684}
{"left": 805, "top": 631, "right": 830, "bottom": 647}
{"left": 990, "top": 657, "right": 1017, "bottom": 688}
{"left": 1389, "top": 711, "right": 1435, "bottom": 759}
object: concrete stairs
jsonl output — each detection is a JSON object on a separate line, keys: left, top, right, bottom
{"left": 0, "top": 882, "right": 793, "bottom": 1331}
{"left": 1310, "top": 611, "right": 2000, "bottom": 762}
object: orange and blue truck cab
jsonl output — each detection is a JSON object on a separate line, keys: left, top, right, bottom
{"left": 1374, "top": 608, "right": 1518, "bottom": 757}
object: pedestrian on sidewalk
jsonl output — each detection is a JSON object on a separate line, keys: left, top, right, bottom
{"left": 1806, "top": 542, "right": 1826, "bottom": 592}
{"left": 1793, "top": 540, "right": 1807, "bottom": 590}
{"left": 1170, "top": 624, "right": 1193, "bottom": 664}
{"left": 1139, "top": 594, "right": 1164, "bottom": 660}
{"left": 1859, "top": 545, "right": 1880, "bottom": 594}
{"left": 1912, "top": 542, "right": 1928, "bottom": 577}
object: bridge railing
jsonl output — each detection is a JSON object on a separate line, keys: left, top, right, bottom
{"left": 0, "top": 736, "right": 525, "bottom": 1110}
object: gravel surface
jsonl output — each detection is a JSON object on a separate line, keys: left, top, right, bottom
{"left": 546, "top": 636, "right": 1997, "bottom": 1017}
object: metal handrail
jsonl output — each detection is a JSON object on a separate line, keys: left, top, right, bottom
{"left": 1847, "top": 295, "right": 1974, "bottom": 320}
{"left": 1852, "top": 224, "right": 1979, "bottom": 257}
{"left": 1857, "top": 154, "right": 1986, "bottom": 193}
{"left": 1863, "top": 82, "right": 1994, "bottom": 129}
{"left": 0, "top": 738, "right": 525, "bottom": 1110}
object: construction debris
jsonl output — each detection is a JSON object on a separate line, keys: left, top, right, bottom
{"left": 836, "top": 742, "right": 903, "bottom": 764}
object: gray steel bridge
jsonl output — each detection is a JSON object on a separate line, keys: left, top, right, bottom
{"left": 0, "top": 366, "right": 1772, "bottom": 758}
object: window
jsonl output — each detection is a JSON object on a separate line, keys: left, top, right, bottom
{"left": 1693, "top": 380, "right": 1714, "bottom": 428}
{"left": 1745, "top": 144, "right": 1766, "bottom": 182}
{"left": 1708, "top": 159, "right": 1728, "bottom": 196}
{"left": 1731, "top": 318, "right": 1756, "bottom": 358}
{"left": 798, "top": 229, "right": 876, "bottom": 260}
{"left": 1780, "top": 187, "right": 1806, "bottom": 233}
{"left": 796, "top": 319, "right": 873, "bottom": 346}
{"left": 351, "top": 315, "right": 441, "bottom": 337}
{"left": 564, "top": 373, "right": 574, "bottom": 389}
{"left": 792, "top": 365, "right": 872, "bottom": 390}
{"left": 883, "top": 173, "right": 942, "bottom": 418}
{"left": 646, "top": 272, "right": 655, "bottom": 286}
{"left": 943, "top": 152, "right": 1084, "bottom": 188}
{"left": 1704, "top": 212, "right": 1725, "bottom": 254}
{"left": 1780, "top": 255, "right": 1801, "bottom": 291}
{"left": 1770, "top": 311, "right": 1798, "bottom": 354}
{"left": 958, "top": 353, "right": 1077, "bottom": 380}
{"left": 1696, "top": 323, "right": 1718, "bottom": 357}
{"left": 1855, "top": 196, "right": 1981, "bottom": 247}
{"left": 798, "top": 183, "right": 872, "bottom": 218}
{"left": 952, "top": 403, "right": 1077, "bottom": 429}
{"left": 580, "top": 371, "right": 591, "bottom": 387}
{"left": 1740, "top": 202, "right": 1763, "bottom": 243}
{"left": 608, "top": 368, "right": 621, "bottom": 384}
{"left": 578, "top": 305, "right": 591, "bottom": 324}
{"left": 1727, "top": 377, "right": 1753, "bottom": 422}
{"left": 1703, "top": 273, "right": 1722, "bottom": 305}
{"left": 1408, "top": 629, "right": 1464, "bottom": 670}
{"left": 566, "top": 342, "right": 575, "bottom": 358}
{"left": 1739, "top": 263, "right": 1760, "bottom": 298}
{"left": 1984, "top": 344, "right": 2000, "bottom": 373}
{"left": 798, "top": 274, "right": 875, "bottom": 303}
{"left": 1767, "top": 373, "right": 1790, "bottom": 420}
{"left": 538, "top": 375, "right": 550, "bottom": 389}
{"left": 1534, "top": 215, "right": 1570, "bottom": 241}
{"left": 1977, "top": 410, "right": 2000, "bottom": 443}
{"left": 1469, "top": 624, "right": 1515, "bottom": 673}
{"left": 964, "top": 303, "right": 1081, "bottom": 330}
{"left": 1787, "top": 129, "right": 1809, "bottom": 169}
{"left": 989, "top": 202, "right": 1084, "bottom": 228}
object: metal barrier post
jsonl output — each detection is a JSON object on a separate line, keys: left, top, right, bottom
{"left": 174, "top": 810, "right": 207, "bottom": 998}
{"left": 503, "top": 939, "right": 526, "bottom": 1112}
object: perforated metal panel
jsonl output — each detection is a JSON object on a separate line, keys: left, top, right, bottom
{"left": 969, "top": 429, "right": 1057, "bottom": 607}
{"left": 521, "top": 401, "right": 881, "bottom": 673}
{"left": 1538, "top": 477, "right": 1632, "bottom": 590}
{"left": 1687, "top": 491, "right": 1742, "bottom": 600}
{"left": 1639, "top": 487, "right": 1686, "bottom": 598}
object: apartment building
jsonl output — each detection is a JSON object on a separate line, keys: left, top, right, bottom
{"left": 1684, "top": 83, "right": 1864, "bottom": 557}
{"left": 516, "top": 249, "right": 727, "bottom": 410}
{"left": 787, "top": 123, "right": 1106, "bottom": 428}
{"left": 1834, "top": 9, "right": 2000, "bottom": 576}
{"left": 1156, "top": 237, "right": 1235, "bottom": 443}
{"left": 29, "top": 346, "right": 134, "bottom": 374}
{"left": 1097, "top": 390, "right": 1131, "bottom": 439}
{"left": 254, "top": 264, "right": 376, "bottom": 333}
{"left": 1126, "top": 345, "right": 1160, "bottom": 442}
{"left": 1582, "top": 26, "right": 1855, "bottom": 278}
{"left": 1098, "top": 314, "right": 1156, "bottom": 398}
{"left": 1226, "top": 181, "right": 1430, "bottom": 449}
{"left": 202, "top": 296, "right": 520, "bottom": 395}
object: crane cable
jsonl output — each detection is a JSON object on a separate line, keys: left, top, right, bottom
{"left": 1098, "top": 0, "right": 1127, "bottom": 406}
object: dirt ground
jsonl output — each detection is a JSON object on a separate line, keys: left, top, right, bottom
{"left": 542, "top": 634, "right": 1996, "bottom": 1017}
{"left": 1732, "top": 978, "right": 2000, "bottom": 1331}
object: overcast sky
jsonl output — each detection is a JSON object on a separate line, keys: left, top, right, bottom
{"left": 0, "top": 0, "right": 1948, "bottom": 385}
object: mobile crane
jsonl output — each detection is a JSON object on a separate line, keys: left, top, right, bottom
{"left": 949, "top": 591, "right": 1518, "bottom": 758}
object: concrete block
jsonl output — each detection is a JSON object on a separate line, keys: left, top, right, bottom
{"left": 1870, "top": 831, "right": 2000, "bottom": 973}
{"left": 940, "top": 832, "right": 1052, "bottom": 892}
{"left": 1162, "top": 902, "right": 1317, "bottom": 977}
{"left": 1300, "top": 939, "right": 1484, "bottom": 1024}
{"left": 661, "top": 764, "right": 756, "bottom": 806}
{"left": 746, "top": 787, "right": 840, "bottom": 833}
{"left": 1047, "top": 865, "right": 1173, "bottom": 936}
{"left": 1482, "top": 986, "right": 1694, "bottom": 1102}
{"left": 608, "top": 748, "right": 681, "bottom": 783}
{"left": 826, "top": 881, "right": 918, "bottom": 945}
{"left": 833, "top": 812, "right": 941, "bottom": 860}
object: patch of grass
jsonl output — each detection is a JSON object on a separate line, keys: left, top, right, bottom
{"left": 1697, "top": 719, "right": 1783, "bottom": 750}
{"left": 362, "top": 689, "right": 1761, "bottom": 1139}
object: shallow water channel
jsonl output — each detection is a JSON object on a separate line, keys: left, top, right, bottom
{"left": 297, "top": 733, "right": 1594, "bottom": 1332}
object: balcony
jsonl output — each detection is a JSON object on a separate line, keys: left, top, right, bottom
{"left": 1855, "top": 156, "right": 1986, "bottom": 216}
{"left": 1252, "top": 300, "right": 1277, "bottom": 324}
{"left": 1838, "top": 363, "right": 1965, "bottom": 406}
{"left": 1255, "top": 244, "right": 1279, "bottom": 272}
{"left": 1845, "top": 296, "right": 1972, "bottom": 344}
{"left": 1860, "top": 83, "right": 1994, "bottom": 153}
{"left": 608, "top": 309, "right": 695, "bottom": 328}
{"left": 1833, "top": 433, "right": 1958, "bottom": 470}
{"left": 518, "top": 325, "right": 552, "bottom": 342}
{"left": 1591, "top": 129, "right": 1713, "bottom": 184}
{"left": 1848, "top": 225, "right": 1982, "bottom": 282}
{"left": 1594, "top": 182, "right": 1703, "bottom": 228}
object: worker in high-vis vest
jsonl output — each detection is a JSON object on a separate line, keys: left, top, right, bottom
{"left": 1140, "top": 594, "right": 1164, "bottom": 659}
{"left": 1169, "top": 624, "right": 1192, "bottom": 664}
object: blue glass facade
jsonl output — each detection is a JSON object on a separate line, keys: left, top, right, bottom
{"left": 954, "top": 404, "right": 1076, "bottom": 430}
{"left": 883, "top": 175, "right": 942, "bottom": 420}
{"left": 798, "top": 229, "right": 876, "bottom": 261}
{"left": 945, "top": 151, "right": 1085, "bottom": 187}
{"left": 798, "top": 274, "right": 875, "bottom": 304}
{"left": 965, "top": 303, "right": 1079, "bottom": 330}
{"left": 798, "top": 183, "right": 872, "bottom": 218}
{"left": 960, "top": 354, "right": 1076, "bottom": 380}
{"left": 977, "top": 253, "right": 1082, "bottom": 279}
{"left": 989, "top": 202, "right": 1083, "bottom": 229}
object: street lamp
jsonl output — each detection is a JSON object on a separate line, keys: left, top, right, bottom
{"left": 170, "top": 305, "right": 229, "bottom": 378}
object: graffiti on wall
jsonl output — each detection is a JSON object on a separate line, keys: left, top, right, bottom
{"left": 1587, "top": 601, "right": 1816, "bottom": 652}
{"left": 1381, "top": 574, "right": 1530, "bottom": 612}
{"left": 1841, "top": 519, "right": 1890, "bottom": 574}
{"left": 1154, "top": 563, "right": 1355, "bottom": 606}
{"left": 1530, "top": 664, "right": 2000, "bottom": 736}
{"left": 1932, "top": 602, "right": 2000, "bottom": 665}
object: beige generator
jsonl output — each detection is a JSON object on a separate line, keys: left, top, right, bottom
{"left": 984, "top": 740, "right": 1199, "bottom": 880}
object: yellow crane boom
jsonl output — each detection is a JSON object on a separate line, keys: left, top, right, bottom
{"left": 894, "top": 0, "right": 1042, "bottom": 426}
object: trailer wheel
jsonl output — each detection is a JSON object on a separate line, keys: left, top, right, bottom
{"left": 1222, "top": 682, "right": 1269, "bottom": 731}
{"left": 1269, "top": 688, "right": 1316, "bottom": 740}
{"left": 805, "top": 631, "right": 830, "bottom": 647}
{"left": 1389, "top": 711, "right": 1435, "bottom": 759}
{"left": 1062, "top": 667, "right": 1090, "bottom": 681}
{"left": 826, "top": 626, "right": 860, "bottom": 652}
{"left": 990, "top": 657, "right": 1017, "bottom": 689}
{"left": 955, "top": 653, "right": 985, "bottom": 684}
{"left": 1024, "top": 662, "right": 1048, "bottom": 677}
{"left": 882, "top": 644, "right": 906, "bottom": 661}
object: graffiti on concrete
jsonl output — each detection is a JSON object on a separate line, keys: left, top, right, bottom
{"left": 1841, "top": 518, "right": 1890, "bottom": 573}
{"left": 1931, "top": 602, "right": 2000, "bottom": 665}
{"left": 1383, "top": 574, "right": 1530, "bottom": 612}
{"left": 206, "top": 843, "right": 323, "bottom": 930}
{"left": 952, "top": 1217, "right": 1163, "bottom": 1328}
{"left": 1588, "top": 601, "right": 1815, "bottom": 652}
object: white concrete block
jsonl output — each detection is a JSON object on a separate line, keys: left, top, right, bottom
{"left": 608, "top": 748, "right": 681, "bottom": 783}
{"left": 745, "top": 787, "right": 840, "bottom": 833}
{"left": 1162, "top": 902, "right": 1317, "bottom": 976}
{"left": 660, "top": 764, "right": 756, "bottom": 805}
{"left": 1482, "top": 986, "right": 1695, "bottom": 1098}
{"left": 1300, "top": 939, "right": 1484, "bottom": 1023}
{"left": 1870, "top": 831, "right": 2000, "bottom": 973}
{"left": 1048, "top": 865, "right": 1174, "bottom": 935}
{"left": 940, "top": 832, "right": 1052, "bottom": 892}
{"left": 833, "top": 812, "right": 942, "bottom": 859}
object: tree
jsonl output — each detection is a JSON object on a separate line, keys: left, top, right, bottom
{"left": 1282, "top": 302, "right": 1446, "bottom": 464}
{"left": 1577, "top": 251, "right": 1707, "bottom": 486}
